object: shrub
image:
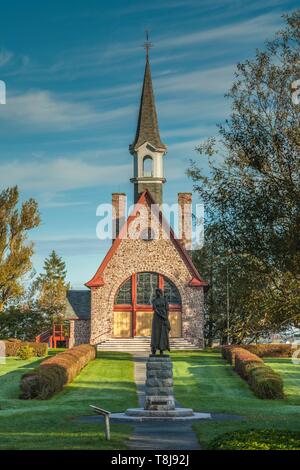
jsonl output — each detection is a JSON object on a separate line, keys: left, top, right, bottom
{"left": 249, "top": 364, "right": 284, "bottom": 399}
{"left": 221, "top": 345, "right": 231, "bottom": 361}
{"left": 20, "top": 344, "right": 96, "bottom": 399}
{"left": 234, "top": 348, "right": 263, "bottom": 379}
{"left": 30, "top": 343, "right": 48, "bottom": 357}
{"left": 3, "top": 340, "right": 48, "bottom": 357}
{"left": 17, "top": 345, "right": 35, "bottom": 360}
{"left": 241, "top": 343, "right": 292, "bottom": 357}
{"left": 209, "top": 429, "right": 300, "bottom": 450}
{"left": 221, "top": 345, "right": 245, "bottom": 365}
{"left": 221, "top": 343, "right": 292, "bottom": 362}
{"left": 221, "top": 345, "right": 284, "bottom": 399}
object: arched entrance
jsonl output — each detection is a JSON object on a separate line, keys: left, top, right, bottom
{"left": 113, "top": 272, "right": 182, "bottom": 338}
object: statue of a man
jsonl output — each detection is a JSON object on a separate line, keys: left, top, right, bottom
{"left": 151, "top": 288, "right": 171, "bottom": 355}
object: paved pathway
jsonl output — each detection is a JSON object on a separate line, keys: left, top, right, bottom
{"left": 78, "top": 353, "right": 244, "bottom": 450}
{"left": 133, "top": 353, "right": 147, "bottom": 408}
{"left": 125, "top": 353, "right": 201, "bottom": 450}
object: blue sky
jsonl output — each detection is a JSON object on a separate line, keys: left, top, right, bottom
{"left": 0, "top": 0, "right": 298, "bottom": 288}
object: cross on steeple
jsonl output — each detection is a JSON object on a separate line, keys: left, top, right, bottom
{"left": 143, "top": 30, "right": 153, "bottom": 58}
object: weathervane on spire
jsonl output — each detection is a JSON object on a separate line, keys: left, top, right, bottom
{"left": 143, "top": 30, "right": 153, "bottom": 58}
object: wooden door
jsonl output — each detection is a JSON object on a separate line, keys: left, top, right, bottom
{"left": 113, "top": 311, "right": 132, "bottom": 337}
{"left": 135, "top": 311, "right": 152, "bottom": 336}
{"left": 169, "top": 311, "right": 182, "bottom": 337}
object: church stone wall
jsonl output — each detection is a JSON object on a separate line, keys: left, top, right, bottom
{"left": 90, "top": 227, "right": 204, "bottom": 348}
{"left": 69, "top": 320, "right": 90, "bottom": 347}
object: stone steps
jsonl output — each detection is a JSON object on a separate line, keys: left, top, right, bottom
{"left": 97, "top": 336, "right": 200, "bottom": 352}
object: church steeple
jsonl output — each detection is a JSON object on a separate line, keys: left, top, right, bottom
{"left": 130, "top": 34, "right": 167, "bottom": 206}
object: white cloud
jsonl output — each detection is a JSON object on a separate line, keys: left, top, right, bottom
{"left": 163, "top": 125, "right": 217, "bottom": 139}
{"left": 0, "top": 157, "right": 131, "bottom": 192}
{"left": 159, "top": 95, "right": 230, "bottom": 122}
{"left": 158, "top": 12, "right": 282, "bottom": 49}
{"left": 0, "top": 90, "right": 134, "bottom": 131}
{"left": 156, "top": 65, "right": 235, "bottom": 95}
{"left": 0, "top": 49, "right": 14, "bottom": 67}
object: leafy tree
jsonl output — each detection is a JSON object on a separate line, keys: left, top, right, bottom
{"left": 34, "top": 250, "right": 69, "bottom": 322}
{"left": 0, "top": 307, "right": 49, "bottom": 341}
{"left": 0, "top": 186, "right": 40, "bottom": 311}
{"left": 189, "top": 11, "right": 300, "bottom": 341}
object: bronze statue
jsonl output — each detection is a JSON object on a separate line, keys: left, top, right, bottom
{"left": 151, "top": 288, "right": 171, "bottom": 355}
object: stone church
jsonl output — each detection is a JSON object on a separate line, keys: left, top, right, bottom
{"left": 66, "top": 47, "right": 207, "bottom": 350}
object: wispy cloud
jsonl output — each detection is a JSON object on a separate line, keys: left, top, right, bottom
{"left": 0, "top": 9, "right": 283, "bottom": 86}
{"left": 0, "top": 48, "right": 14, "bottom": 67}
{"left": 0, "top": 90, "right": 134, "bottom": 131}
{"left": 0, "top": 156, "right": 131, "bottom": 193}
{"left": 156, "top": 65, "right": 235, "bottom": 95}
{"left": 0, "top": 48, "right": 30, "bottom": 75}
{"left": 158, "top": 12, "right": 283, "bottom": 49}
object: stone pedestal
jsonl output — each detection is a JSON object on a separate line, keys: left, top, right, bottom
{"left": 144, "top": 355, "right": 175, "bottom": 411}
{"left": 125, "top": 355, "right": 194, "bottom": 418}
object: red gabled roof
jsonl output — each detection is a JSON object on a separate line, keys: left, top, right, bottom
{"left": 85, "top": 190, "right": 208, "bottom": 289}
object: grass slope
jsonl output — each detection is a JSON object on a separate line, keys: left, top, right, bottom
{"left": 171, "top": 351, "right": 300, "bottom": 449}
{"left": 0, "top": 351, "right": 138, "bottom": 450}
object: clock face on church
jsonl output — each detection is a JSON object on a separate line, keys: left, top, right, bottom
{"left": 113, "top": 272, "right": 182, "bottom": 338}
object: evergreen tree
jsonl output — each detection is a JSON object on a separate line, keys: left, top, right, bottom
{"left": 35, "top": 251, "right": 70, "bottom": 322}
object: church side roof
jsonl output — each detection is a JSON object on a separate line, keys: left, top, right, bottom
{"left": 130, "top": 54, "right": 167, "bottom": 152}
{"left": 85, "top": 190, "right": 208, "bottom": 289}
{"left": 65, "top": 290, "right": 91, "bottom": 319}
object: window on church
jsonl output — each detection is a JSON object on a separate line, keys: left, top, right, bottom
{"left": 143, "top": 156, "right": 153, "bottom": 177}
{"left": 164, "top": 278, "right": 181, "bottom": 304}
{"left": 115, "top": 273, "right": 181, "bottom": 307}
{"left": 137, "top": 272, "right": 158, "bottom": 304}
{"left": 115, "top": 278, "right": 132, "bottom": 304}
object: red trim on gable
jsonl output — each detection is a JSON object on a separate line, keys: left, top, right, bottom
{"left": 85, "top": 190, "right": 208, "bottom": 289}
{"left": 86, "top": 277, "right": 104, "bottom": 287}
{"left": 188, "top": 277, "right": 204, "bottom": 287}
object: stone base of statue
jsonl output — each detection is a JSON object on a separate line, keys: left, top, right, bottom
{"left": 144, "top": 355, "right": 175, "bottom": 410}
{"left": 125, "top": 355, "right": 194, "bottom": 418}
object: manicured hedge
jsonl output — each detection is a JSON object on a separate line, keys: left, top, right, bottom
{"left": 20, "top": 344, "right": 96, "bottom": 399}
{"left": 221, "top": 345, "right": 284, "bottom": 399}
{"left": 221, "top": 343, "right": 292, "bottom": 362}
{"left": 1, "top": 339, "right": 48, "bottom": 357}
{"left": 248, "top": 363, "right": 284, "bottom": 399}
{"left": 221, "top": 345, "right": 243, "bottom": 365}
{"left": 234, "top": 348, "right": 263, "bottom": 379}
{"left": 240, "top": 343, "right": 292, "bottom": 357}
{"left": 209, "top": 429, "right": 300, "bottom": 450}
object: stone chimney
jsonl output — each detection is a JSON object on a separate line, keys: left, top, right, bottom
{"left": 112, "top": 193, "right": 126, "bottom": 241}
{"left": 178, "top": 193, "right": 192, "bottom": 251}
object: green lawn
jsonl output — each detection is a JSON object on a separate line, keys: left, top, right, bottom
{"left": 1, "top": 349, "right": 299, "bottom": 450}
{"left": 171, "top": 351, "right": 300, "bottom": 449}
{"left": 0, "top": 351, "right": 138, "bottom": 450}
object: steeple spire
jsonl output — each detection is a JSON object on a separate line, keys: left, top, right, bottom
{"left": 130, "top": 33, "right": 166, "bottom": 151}
{"left": 129, "top": 34, "right": 167, "bottom": 206}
